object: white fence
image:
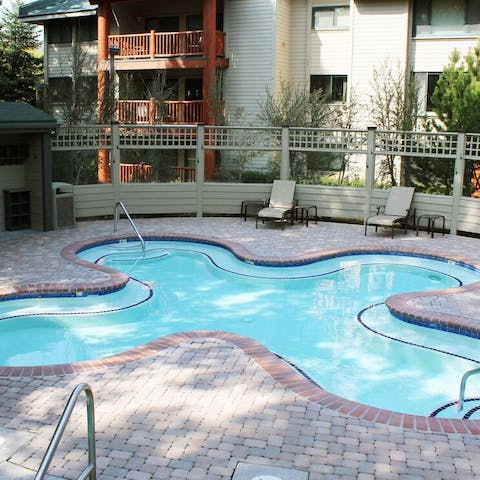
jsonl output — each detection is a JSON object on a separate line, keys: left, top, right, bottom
{"left": 51, "top": 124, "right": 480, "bottom": 235}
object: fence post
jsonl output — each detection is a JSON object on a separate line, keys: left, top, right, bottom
{"left": 450, "top": 131, "right": 465, "bottom": 235}
{"left": 196, "top": 123, "right": 205, "bottom": 217}
{"left": 364, "top": 126, "right": 376, "bottom": 219}
{"left": 111, "top": 122, "right": 121, "bottom": 206}
{"left": 280, "top": 126, "right": 290, "bottom": 180}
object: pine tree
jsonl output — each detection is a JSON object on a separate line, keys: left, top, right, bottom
{"left": 0, "top": 1, "right": 42, "bottom": 103}
{"left": 431, "top": 43, "right": 480, "bottom": 133}
{"left": 413, "top": 43, "right": 480, "bottom": 196}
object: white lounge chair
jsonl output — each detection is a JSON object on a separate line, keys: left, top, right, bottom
{"left": 364, "top": 186, "right": 415, "bottom": 238}
{"left": 256, "top": 180, "right": 296, "bottom": 229}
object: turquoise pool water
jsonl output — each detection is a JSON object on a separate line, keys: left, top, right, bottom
{"left": 2, "top": 240, "right": 480, "bottom": 418}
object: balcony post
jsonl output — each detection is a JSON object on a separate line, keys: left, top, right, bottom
{"left": 202, "top": 0, "right": 217, "bottom": 179}
{"left": 149, "top": 98, "right": 156, "bottom": 124}
{"left": 97, "top": 0, "right": 112, "bottom": 183}
{"left": 150, "top": 30, "right": 155, "bottom": 58}
{"left": 202, "top": 0, "right": 217, "bottom": 125}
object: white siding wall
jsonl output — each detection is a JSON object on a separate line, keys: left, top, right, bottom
{"left": 310, "top": 29, "right": 351, "bottom": 74}
{"left": 350, "top": 0, "right": 409, "bottom": 119}
{"left": 47, "top": 43, "right": 97, "bottom": 78}
{"left": 224, "top": 0, "right": 275, "bottom": 121}
{"left": 411, "top": 38, "right": 479, "bottom": 72}
{"left": 274, "top": 0, "right": 291, "bottom": 93}
{"left": 289, "top": 0, "right": 309, "bottom": 89}
{"left": 71, "top": 183, "right": 480, "bottom": 236}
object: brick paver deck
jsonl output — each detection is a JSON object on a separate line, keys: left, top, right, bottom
{"left": 1, "top": 217, "right": 480, "bottom": 479}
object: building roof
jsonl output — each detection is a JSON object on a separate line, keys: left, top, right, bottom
{"left": 0, "top": 102, "right": 59, "bottom": 132}
{"left": 19, "top": 0, "right": 96, "bottom": 23}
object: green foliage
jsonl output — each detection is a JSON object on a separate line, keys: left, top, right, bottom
{"left": 413, "top": 44, "right": 480, "bottom": 196}
{"left": 0, "top": 1, "right": 42, "bottom": 103}
{"left": 408, "top": 157, "right": 454, "bottom": 195}
{"left": 431, "top": 43, "right": 480, "bottom": 133}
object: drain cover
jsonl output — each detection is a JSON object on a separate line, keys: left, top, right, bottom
{"left": 232, "top": 462, "right": 308, "bottom": 480}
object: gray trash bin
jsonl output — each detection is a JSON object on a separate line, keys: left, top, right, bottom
{"left": 52, "top": 182, "right": 75, "bottom": 229}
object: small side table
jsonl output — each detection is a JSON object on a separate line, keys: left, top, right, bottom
{"left": 293, "top": 205, "right": 318, "bottom": 227}
{"left": 416, "top": 214, "right": 445, "bottom": 238}
{"left": 241, "top": 200, "right": 266, "bottom": 221}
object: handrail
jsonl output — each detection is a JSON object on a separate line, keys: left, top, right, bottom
{"left": 458, "top": 367, "right": 480, "bottom": 411}
{"left": 35, "top": 383, "right": 96, "bottom": 480}
{"left": 114, "top": 201, "right": 146, "bottom": 253}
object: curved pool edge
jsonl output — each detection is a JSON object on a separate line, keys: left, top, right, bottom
{"left": 1, "top": 330, "right": 480, "bottom": 435}
{"left": 2, "top": 232, "right": 479, "bottom": 338}
{"left": 24, "top": 233, "right": 480, "bottom": 338}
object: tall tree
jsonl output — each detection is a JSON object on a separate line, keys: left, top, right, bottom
{"left": 431, "top": 43, "right": 480, "bottom": 133}
{"left": 368, "top": 60, "right": 419, "bottom": 186}
{"left": 0, "top": 1, "right": 42, "bottom": 103}
{"left": 419, "top": 43, "right": 480, "bottom": 196}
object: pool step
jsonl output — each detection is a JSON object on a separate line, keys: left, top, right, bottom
{"left": 430, "top": 398, "right": 480, "bottom": 419}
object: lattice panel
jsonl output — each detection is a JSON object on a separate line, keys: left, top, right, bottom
{"left": 375, "top": 131, "right": 458, "bottom": 158}
{"left": 465, "top": 134, "right": 480, "bottom": 160}
{"left": 51, "top": 126, "right": 111, "bottom": 151}
{"left": 289, "top": 128, "right": 368, "bottom": 153}
{"left": 120, "top": 125, "right": 197, "bottom": 149}
{"left": 205, "top": 127, "right": 282, "bottom": 150}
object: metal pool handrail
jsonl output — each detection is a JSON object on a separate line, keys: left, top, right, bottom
{"left": 114, "top": 201, "right": 146, "bottom": 253}
{"left": 458, "top": 367, "right": 480, "bottom": 411}
{"left": 35, "top": 383, "right": 97, "bottom": 480}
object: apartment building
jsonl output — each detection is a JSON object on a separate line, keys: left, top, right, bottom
{"left": 19, "top": 0, "right": 479, "bottom": 178}
{"left": 20, "top": 0, "right": 480, "bottom": 120}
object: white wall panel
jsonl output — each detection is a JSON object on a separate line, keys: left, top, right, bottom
{"left": 224, "top": 0, "right": 275, "bottom": 121}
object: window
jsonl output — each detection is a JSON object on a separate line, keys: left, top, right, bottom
{"left": 426, "top": 73, "right": 441, "bottom": 110}
{"left": 48, "top": 78, "right": 72, "bottom": 102}
{"left": 413, "top": 0, "right": 480, "bottom": 36}
{"left": 145, "top": 16, "right": 180, "bottom": 32}
{"left": 78, "top": 17, "right": 97, "bottom": 42}
{"left": 47, "top": 20, "right": 72, "bottom": 44}
{"left": 312, "top": 6, "right": 349, "bottom": 30}
{"left": 186, "top": 15, "right": 202, "bottom": 30}
{"left": 310, "top": 75, "right": 347, "bottom": 102}
{"left": 0, "top": 144, "right": 28, "bottom": 166}
{"left": 185, "top": 14, "right": 224, "bottom": 31}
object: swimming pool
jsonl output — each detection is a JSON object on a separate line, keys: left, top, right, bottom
{"left": 1, "top": 240, "right": 480, "bottom": 419}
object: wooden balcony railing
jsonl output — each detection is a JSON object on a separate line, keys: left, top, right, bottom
{"left": 120, "top": 162, "right": 153, "bottom": 183}
{"left": 116, "top": 99, "right": 203, "bottom": 124}
{"left": 109, "top": 30, "right": 226, "bottom": 59}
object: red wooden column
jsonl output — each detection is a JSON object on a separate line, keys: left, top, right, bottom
{"left": 97, "top": 0, "right": 112, "bottom": 183}
{"left": 202, "top": 0, "right": 217, "bottom": 180}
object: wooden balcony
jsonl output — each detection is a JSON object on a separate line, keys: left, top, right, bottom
{"left": 116, "top": 99, "right": 204, "bottom": 124}
{"left": 109, "top": 30, "right": 226, "bottom": 59}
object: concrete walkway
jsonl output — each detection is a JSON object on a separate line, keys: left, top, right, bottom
{"left": 1, "top": 218, "right": 480, "bottom": 479}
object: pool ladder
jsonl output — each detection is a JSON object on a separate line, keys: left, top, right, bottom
{"left": 458, "top": 367, "right": 480, "bottom": 411}
{"left": 113, "top": 201, "right": 146, "bottom": 254}
{"left": 35, "top": 383, "right": 97, "bottom": 480}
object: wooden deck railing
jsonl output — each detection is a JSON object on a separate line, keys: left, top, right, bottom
{"left": 109, "top": 30, "right": 226, "bottom": 58}
{"left": 116, "top": 99, "right": 203, "bottom": 124}
{"left": 120, "top": 162, "right": 153, "bottom": 183}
